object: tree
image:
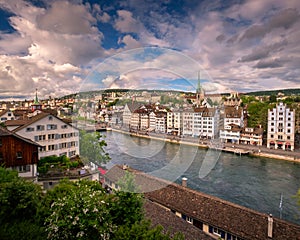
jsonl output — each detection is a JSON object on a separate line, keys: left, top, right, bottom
{"left": 45, "top": 180, "right": 115, "bottom": 240}
{"left": 79, "top": 130, "right": 111, "bottom": 167}
{"left": 0, "top": 167, "right": 46, "bottom": 239}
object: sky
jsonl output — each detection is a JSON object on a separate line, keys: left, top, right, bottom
{"left": 0, "top": 0, "right": 300, "bottom": 100}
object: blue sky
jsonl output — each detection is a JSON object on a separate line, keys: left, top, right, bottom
{"left": 0, "top": 0, "right": 300, "bottom": 99}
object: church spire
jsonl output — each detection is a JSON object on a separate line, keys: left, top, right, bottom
{"left": 197, "top": 70, "right": 201, "bottom": 93}
{"left": 34, "top": 88, "right": 39, "bottom": 104}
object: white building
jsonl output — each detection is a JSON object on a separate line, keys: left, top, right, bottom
{"left": 0, "top": 110, "right": 15, "bottom": 122}
{"left": 167, "top": 109, "right": 183, "bottom": 136}
{"left": 182, "top": 107, "right": 220, "bottom": 139}
{"left": 267, "top": 102, "right": 295, "bottom": 151}
{"left": 122, "top": 102, "right": 141, "bottom": 129}
{"left": 224, "top": 106, "right": 245, "bottom": 128}
{"left": 7, "top": 112, "right": 80, "bottom": 159}
{"left": 220, "top": 124, "right": 241, "bottom": 144}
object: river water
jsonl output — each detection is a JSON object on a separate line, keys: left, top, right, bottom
{"left": 102, "top": 131, "right": 300, "bottom": 225}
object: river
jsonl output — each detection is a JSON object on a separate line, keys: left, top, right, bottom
{"left": 102, "top": 131, "right": 300, "bottom": 225}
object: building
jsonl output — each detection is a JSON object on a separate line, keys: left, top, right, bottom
{"left": 240, "top": 126, "right": 263, "bottom": 146}
{"left": 182, "top": 107, "right": 220, "bottom": 139}
{"left": 6, "top": 112, "right": 80, "bottom": 159}
{"left": 0, "top": 126, "right": 39, "bottom": 178}
{"left": 0, "top": 109, "right": 15, "bottom": 122}
{"left": 122, "top": 102, "right": 141, "bottom": 129}
{"left": 31, "top": 88, "right": 42, "bottom": 112}
{"left": 224, "top": 106, "right": 245, "bottom": 128}
{"left": 220, "top": 123, "right": 242, "bottom": 144}
{"left": 105, "top": 165, "right": 300, "bottom": 240}
{"left": 223, "top": 92, "right": 242, "bottom": 107}
{"left": 167, "top": 109, "right": 183, "bottom": 136}
{"left": 267, "top": 102, "right": 295, "bottom": 151}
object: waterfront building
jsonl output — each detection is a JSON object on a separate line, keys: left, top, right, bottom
{"left": 149, "top": 111, "right": 167, "bottom": 133}
{"left": 182, "top": 108, "right": 194, "bottom": 136}
{"left": 167, "top": 109, "right": 183, "bottom": 136}
{"left": 5, "top": 112, "right": 79, "bottom": 159}
{"left": 182, "top": 107, "right": 220, "bottom": 139}
{"left": 267, "top": 102, "right": 295, "bottom": 151}
{"left": 0, "top": 126, "right": 39, "bottom": 178}
{"left": 240, "top": 126, "right": 263, "bottom": 146}
{"left": 219, "top": 123, "right": 241, "bottom": 143}
{"left": 122, "top": 102, "right": 141, "bottom": 129}
{"left": 223, "top": 106, "right": 245, "bottom": 128}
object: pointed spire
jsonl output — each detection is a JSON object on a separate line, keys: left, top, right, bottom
{"left": 197, "top": 70, "right": 201, "bottom": 93}
{"left": 34, "top": 88, "right": 39, "bottom": 104}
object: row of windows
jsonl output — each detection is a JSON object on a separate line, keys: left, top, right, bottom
{"left": 34, "top": 132, "right": 79, "bottom": 142}
{"left": 269, "top": 135, "right": 291, "bottom": 140}
{"left": 26, "top": 124, "right": 70, "bottom": 132}
{"left": 40, "top": 142, "right": 79, "bottom": 152}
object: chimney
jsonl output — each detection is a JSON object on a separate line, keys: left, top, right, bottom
{"left": 182, "top": 177, "right": 187, "bottom": 187}
{"left": 267, "top": 214, "right": 273, "bottom": 238}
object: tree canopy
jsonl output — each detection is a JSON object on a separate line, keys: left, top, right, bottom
{"left": 0, "top": 167, "right": 184, "bottom": 240}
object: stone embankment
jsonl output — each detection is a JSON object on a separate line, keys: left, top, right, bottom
{"left": 110, "top": 128, "right": 300, "bottom": 163}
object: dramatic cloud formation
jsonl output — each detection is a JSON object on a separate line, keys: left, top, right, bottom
{"left": 0, "top": 0, "right": 299, "bottom": 99}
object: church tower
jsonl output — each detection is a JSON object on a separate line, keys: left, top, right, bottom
{"left": 196, "top": 71, "right": 205, "bottom": 107}
{"left": 31, "top": 88, "right": 42, "bottom": 112}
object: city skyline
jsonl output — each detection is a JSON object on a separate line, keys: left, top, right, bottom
{"left": 0, "top": 0, "right": 300, "bottom": 100}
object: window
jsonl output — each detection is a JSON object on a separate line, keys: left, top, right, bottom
{"left": 186, "top": 216, "right": 193, "bottom": 224}
{"left": 61, "top": 125, "right": 68, "bottom": 129}
{"left": 271, "top": 134, "right": 274, "bottom": 138}
{"left": 287, "top": 129, "right": 290, "bottom": 133}
{"left": 26, "top": 127, "right": 34, "bottom": 132}
{"left": 278, "top": 135, "right": 283, "bottom": 140}
{"left": 36, "top": 125, "right": 45, "bottom": 131}
{"left": 47, "top": 124, "right": 57, "bottom": 130}
{"left": 48, "top": 116, "right": 53, "bottom": 121}
{"left": 48, "top": 134, "right": 55, "bottom": 140}
{"left": 40, "top": 146, "right": 46, "bottom": 152}
{"left": 288, "top": 118, "right": 291, "bottom": 121}
{"left": 48, "top": 145, "right": 57, "bottom": 151}
{"left": 16, "top": 151, "right": 22, "bottom": 159}
{"left": 287, "top": 136, "right": 291, "bottom": 140}
{"left": 271, "top": 123, "right": 274, "bottom": 126}
{"left": 287, "top": 123, "right": 291, "bottom": 127}
{"left": 0, "top": 138, "right": 2, "bottom": 146}
{"left": 0, "top": 152, "right": 3, "bottom": 161}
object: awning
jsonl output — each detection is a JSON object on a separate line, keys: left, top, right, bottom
{"left": 285, "top": 142, "right": 291, "bottom": 145}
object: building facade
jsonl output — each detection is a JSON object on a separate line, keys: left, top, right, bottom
{"left": 267, "top": 102, "right": 295, "bottom": 151}
{"left": 0, "top": 126, "right": 39, "bottom": 178}
{"left": 8, "top": 113, "right": 80, "bottom": 159}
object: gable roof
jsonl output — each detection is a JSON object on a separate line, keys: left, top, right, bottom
{"left": 0, "top": 126, "right": 40, "bottom": 146}
{"left": 12, "top": 112, "right": 50, "bottom": 132}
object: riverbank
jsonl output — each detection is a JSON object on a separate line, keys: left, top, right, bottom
{"left": 110, "top": 128, "right": 300, "bottom": 164}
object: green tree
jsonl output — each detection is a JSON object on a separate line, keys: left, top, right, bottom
{"left": 0, "top": 168, "right": 46, "bottom": 239}
{"left": 79, "top": 130, "right": 111, "bottom": 166}
{"left": 45, "top": 180, "right": 115, "bottom": 240}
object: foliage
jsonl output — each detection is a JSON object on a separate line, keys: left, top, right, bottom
{"left": 79, "top": 130, "right": 111, "bottom": 166}
{"left": 0, "top": 167, "right": 185, "bottom": 240}
{"left": 109, "top": 171, "right": 144, "bottom": 227}
{"left": 38, "top": 155, "right": 83, "bottom": 174}
{"left": 45, "top": 180, "right": 115, "bottom": 240}
{"left": 0, "top": 167, "right": 46, "bottom": 239}
{"left": 112, "top": 220, "right": 184, "bottom": 240}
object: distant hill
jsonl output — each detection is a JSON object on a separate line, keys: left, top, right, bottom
{"left": 246, "top": 88, "right": 300, "bottom": 96}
